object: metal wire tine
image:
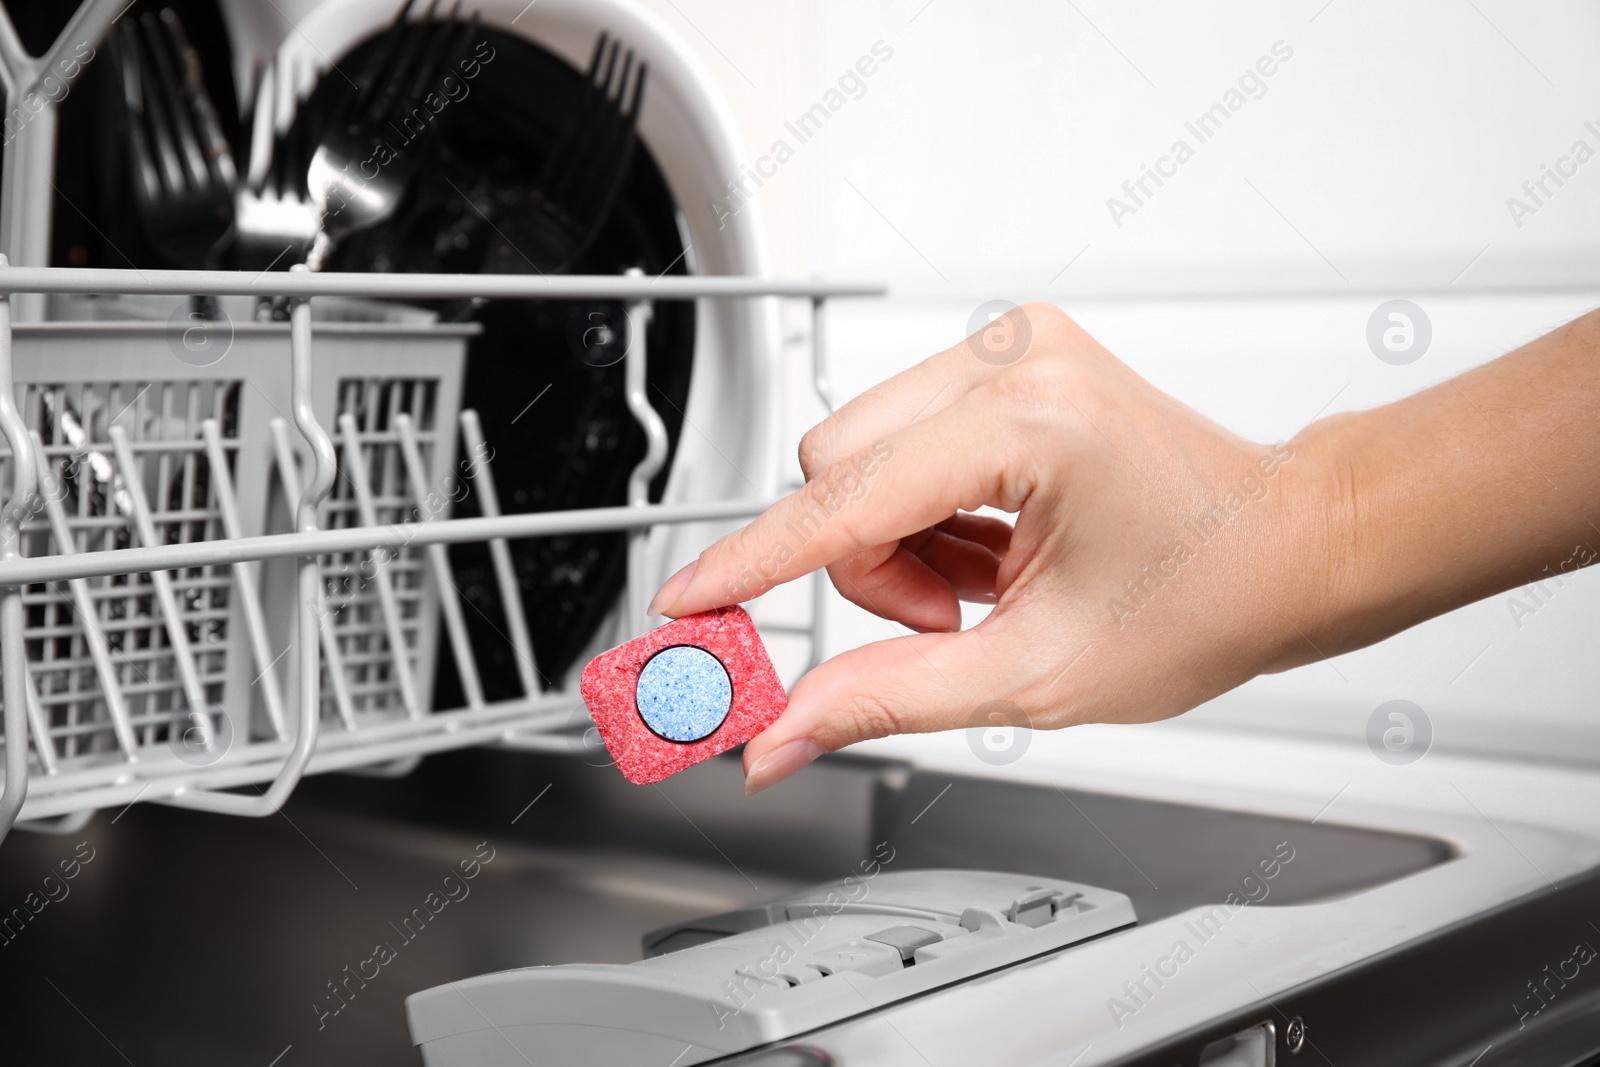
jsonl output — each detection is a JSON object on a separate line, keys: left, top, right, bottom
{"left": 0, "top": 269, "right": 37, "bottom": 847}
{"left": 201, "top": 418, "right": 287, "bottom": 739}
{"left": 337, "top": 412, "right": 421, "bottom": 719}
{"left": 21, "top": 662, "right": 55, "bottom": 776}
{"left": 393, "top": 411, "right": 483, "bottom": 709}
{"left": 107, "top": 424, "right": 213, "bottom": 740}
{"left": 29, "top": 432, "right": 139, "bottom": 760}
{"left": 0, "top": 270, "right": 885, "bottom": 301}
{"left": 287, "top": 272, "right": 339, "bottom": 533}
{"left": 157, "top": 358, "right": 324, "bottom": 815}
{"left": 270, "top": 417, "right": 356, "bottom": 731}
{"left": 622, "top": 278, "right": 667, "bottom": 634}
{"left": 5, "top": 496, "right": 776, "bottom": 588}
{"left": 806, "top": 297, "right": 835, "bottom": 673}
{"left": 457, "top": 410, "right": 537, "bottom": 697}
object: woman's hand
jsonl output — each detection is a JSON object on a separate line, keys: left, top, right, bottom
{"left": 649, "top": 303, "right": 1344, "bottom": 792}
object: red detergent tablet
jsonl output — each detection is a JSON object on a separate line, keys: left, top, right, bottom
{"left": 579, "top": 606, "right": 788, "bottom": 784}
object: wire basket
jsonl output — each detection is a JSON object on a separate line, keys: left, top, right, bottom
{"left": 0, "top": 267, "right": 881, "bottom": 843}
{"left": 18, "top": 374, "right": 244, "bottom": 769}
{"left": 0, "top": 315, "right": 471, "bottom": 819}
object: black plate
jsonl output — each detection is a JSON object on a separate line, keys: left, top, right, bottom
{"left": 55, "top": 10, "right": 696, "bottom": 695}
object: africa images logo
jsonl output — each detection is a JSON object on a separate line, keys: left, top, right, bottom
{"left": 966, "top": 700, "right": 1031, "bottom": 765}
{"left": 1366, "top": 699, "right": 1432, "bottom": 766}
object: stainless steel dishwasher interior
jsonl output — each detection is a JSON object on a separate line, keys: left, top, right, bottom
{"left": 1, "top": 749, "right": 1451, "bottom": 1065}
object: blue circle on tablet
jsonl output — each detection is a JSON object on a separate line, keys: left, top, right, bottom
{"left": 635, "top": 646, "right": 733, "bottom": 742}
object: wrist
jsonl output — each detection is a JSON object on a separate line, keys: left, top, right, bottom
{"left": 1260, "top": 412, "right": 1378, "bottom": 672}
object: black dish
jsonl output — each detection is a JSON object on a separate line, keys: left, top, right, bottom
{"left": 55, "top": 9, "right": 696, "bottom": 695}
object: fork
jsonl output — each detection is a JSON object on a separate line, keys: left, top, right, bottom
{"left": 230, "top": 54, "right": 322, "bottom": 273}
{"left": 114, "top": 10, "right": 238, "bottom": 268}
{"left": 305, "top": 0, "right": 477, "bottom": 271}
{"left": 482, "top": 33, "right": 648, "bottom": 275}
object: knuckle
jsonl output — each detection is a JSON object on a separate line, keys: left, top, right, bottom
{"left": 800, "top": 464, "right": 839, "bottom": 511}
{"left": 806, "top": 455, "right": 867, "bottom": 510}
{"left": 1012, "top": 303, "right": 1108, "bottom": 373}
{"left": 811, "top": 454, "right": 856, "bottom": 494}
{"left": 797, "top": 423, "right": 833, "bottom": 478}
{"left": 799, "top": 467, "right": 865, "bottom": 546}
{"left": 837, "top": 691, "right": 907, "bottom": 744}
{"left": 1016, "top": 301, "right": 1074, "bottom": 342}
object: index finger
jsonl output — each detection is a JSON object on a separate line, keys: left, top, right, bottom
{"left": 649, "top": 394, "right": 1022, "bottom": 617}
{"left": 797, "top": 303, "right": 1046, "bottom": 478}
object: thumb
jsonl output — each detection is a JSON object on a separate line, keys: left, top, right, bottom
{"left": 742, "top": 625, "right": 1022, "bottom": 794}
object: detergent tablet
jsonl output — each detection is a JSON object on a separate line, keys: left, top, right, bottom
{"left": 580, "top": 606, "right": 787, "bottom": 784}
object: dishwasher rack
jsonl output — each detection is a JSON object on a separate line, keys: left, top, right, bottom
{"left": 0, "top": 262, "right": 882, "bottom": 844}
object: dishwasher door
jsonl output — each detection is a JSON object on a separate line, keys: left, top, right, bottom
{"left": 0, "top": 745, "right": 1456, "bottom": 1066}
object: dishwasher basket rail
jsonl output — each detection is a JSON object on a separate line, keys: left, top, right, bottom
{"left": 0, "top": 261, "right": 882, "bottom": 844}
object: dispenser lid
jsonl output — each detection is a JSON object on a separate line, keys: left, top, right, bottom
{"left": 406, "top": 869, "right": 1136, "bottom": 1067}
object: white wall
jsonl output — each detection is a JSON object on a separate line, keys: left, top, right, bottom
{"left": 638, "top": 0, "right": 1600, "bottom": 766}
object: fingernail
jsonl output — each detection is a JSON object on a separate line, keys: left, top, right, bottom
{"left": 744, "top": 738, "right": 824, "bottom": 795}
{"left": 648, "top": 560, "right": 698, "bottom": 617}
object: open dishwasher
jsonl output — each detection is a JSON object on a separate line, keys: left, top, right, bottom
{"left": 1, "top": 2, "right": 1599, "bottom": 1066}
